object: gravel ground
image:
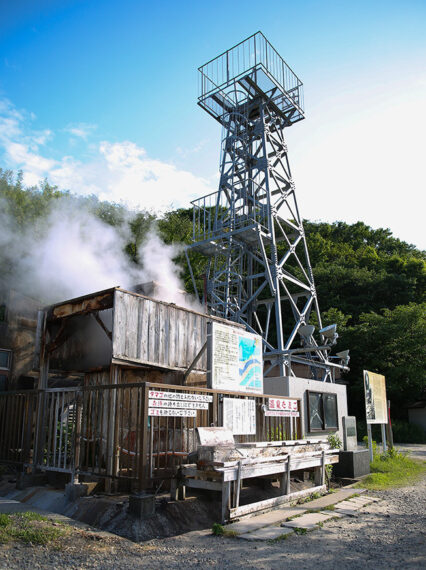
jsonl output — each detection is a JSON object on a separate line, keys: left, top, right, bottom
{"left": 0, "top": 474, "right": 425, "bottom": 569}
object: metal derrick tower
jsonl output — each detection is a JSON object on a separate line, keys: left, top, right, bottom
{"left": 186, "top": 33, "right": 347, "bottom": 381}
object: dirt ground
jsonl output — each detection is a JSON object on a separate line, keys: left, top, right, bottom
{"left": 0, "top": 470, "right": 425, "bottom": 569}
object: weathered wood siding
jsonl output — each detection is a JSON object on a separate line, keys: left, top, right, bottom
{"left": 113, "top": 290, "right": 217, "bottom": 371}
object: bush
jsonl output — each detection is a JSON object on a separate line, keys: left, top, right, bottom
{"left": 357, "top": 419, "right": 426, "bottom": 444}
{"left": 391, "top": 420, "right": 426, "bottom": 444}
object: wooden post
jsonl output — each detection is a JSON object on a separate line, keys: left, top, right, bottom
{"left": 381, "top": 423, "right": 387, "bottom": 454}
{"left": 286, "top": 455, "right": 291, "bottom": 494}
{"left": 139, "top": 384, "right": 150, "bottom": 491}
{"left": 386, "top": 400, "right": 394, "bottom": 448}
{"left": 367, "top": 423, "right": 374, "bottom": 462}
{"left": 170, "top": 478, "right": 178, "bottom": 501}
{"left": 177, "top": 483, "right": 186, "bottom": 500}
{"left": 72, "top": 392, "right": 82, "bottom": 484}
{"left": 234, "top": 461, "right": 242, "bottom": 508}
{"left": 221, "top": 481, "right": 231, "bottom": 523}
{"left": 314, "top": 451, "right": 325, "bottom": 486}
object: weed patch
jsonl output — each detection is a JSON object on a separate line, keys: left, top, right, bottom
{"left": 0, "top": 512, "right": 67, "bottom": 546}
{"left": 356, "top": 450, "right": 426, "bottom": 490}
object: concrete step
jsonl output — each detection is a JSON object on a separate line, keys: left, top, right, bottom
{"left": 300, "top": 487, "right": 365, "bottom": 510}
{"left": 226, "top": 505, "right": 307, "bottom": 534}
{"left": 238, "top": 526, "right": 294, "bottom": 541}
{"left": 281, "top": 511, "right": 340, "bottom": 530}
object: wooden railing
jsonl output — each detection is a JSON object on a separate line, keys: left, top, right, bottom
{"left": 0, "top": 383, "right": 301, "bottom": 491}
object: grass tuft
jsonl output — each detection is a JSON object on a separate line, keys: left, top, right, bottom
{"left": 212, "top": 523, "right": 224, "bottom": 536}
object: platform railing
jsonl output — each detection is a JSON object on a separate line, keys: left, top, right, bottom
{"left": 198, "top": 32, "right": 304, "bottom": 115}
{"left": 191, "top": 188, "right": 270, "bottom": 243}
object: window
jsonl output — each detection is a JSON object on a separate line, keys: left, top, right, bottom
{"left": 307, "top": 391, "right": 338, "bottom": 432}
{"left": 0, "top": 349, "right": 11, "bottom": 370}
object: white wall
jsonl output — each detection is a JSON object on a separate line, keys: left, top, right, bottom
{"left": 264, "top": 376, "right": 348, "bottom": 441}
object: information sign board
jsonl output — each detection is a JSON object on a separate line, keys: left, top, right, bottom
{"left": 148, "top": 408, "right": 197, "bottom": 417}
{"left": 208, "top": 322, "right": 263, "bottom": 394}
{"left": 148, "top": 390, "right": 213, "bottom": 417}
{"left": 363, "top": 370, "right": 388, "bottom": 424}
{"left": 223, "top": 398, "right": 256, "bottom": 435}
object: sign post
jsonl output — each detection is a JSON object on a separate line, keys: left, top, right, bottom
{"left": 363, "top": 370, "right": 388, "bottom": 461}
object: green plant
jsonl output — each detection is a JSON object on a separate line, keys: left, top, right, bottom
{"left": 325, "top": 464, "right": 334, "bottom": 487}
{"left": 0, "top": 512, "right": 66, "bottom": 545}
{"left": 212, "top": 523, "right": 224, "bottom": 536}
{"left": 294, "top": 527, "right": 307, "bottom": 535}
{"left": 363, "top": 435, "right": 378, "bottom": 457}
{"left": 270, "top": 532, "right": 291, "bottom": 542}
{"left": 355, "top": 452, "right": 426, "bottom": 490}
{"left": 0, "top": 514, "right": 10, "bottom": 528}
{"left": 327, "top": 433, "right": 342, "bottom": 450}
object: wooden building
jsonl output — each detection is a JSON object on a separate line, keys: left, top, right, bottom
{"left": 0, "top": 283, "right": 40, "bottom": 390}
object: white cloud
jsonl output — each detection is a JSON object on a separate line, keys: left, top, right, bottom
{"left": 0, "top": 98, "right": 213, "bottom": 211}
{"left": 65, "top": 123, "right": 97, "bottom": 140}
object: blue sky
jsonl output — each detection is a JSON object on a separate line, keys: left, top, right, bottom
{"left": 1, "top": 0, "right": 425, "bottom": 247}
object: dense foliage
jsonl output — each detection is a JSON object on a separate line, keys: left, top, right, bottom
{"left": 1, "top": 169, "right": 425, "bottom": 423}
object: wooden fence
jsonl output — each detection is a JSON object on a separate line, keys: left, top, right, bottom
{"left": 0, "top": 383, "right": 301, "bottom": 491}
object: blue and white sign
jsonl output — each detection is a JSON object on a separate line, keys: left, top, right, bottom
{"left": 208, "top": 322, "right": 263, "bottom": 394}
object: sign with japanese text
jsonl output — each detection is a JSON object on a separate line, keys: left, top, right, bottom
{"left": 148, "top": 408, "right": 197, "bottom": 418}
{"left": 148, "top": 390, "right": 212, "bottom": 417}
{"left": 223, "top": 398, "right": 256, "bottom": 435}
{"left": 267, "top": 398, "right": 299, "bottom": 417}
{"left": 207, "top": 322, "right": 263, "bottom": 394}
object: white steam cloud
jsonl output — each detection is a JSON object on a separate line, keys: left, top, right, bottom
{"left": 0, "top": 198, "right": 202, "bottom": 311}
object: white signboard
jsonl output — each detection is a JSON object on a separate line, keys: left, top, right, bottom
{"left": 264, "top": 410, "right": 299, "bottom": 417}
{"left": 149, "top": 408, "right": 197, "bottom": 417}
{"left": 149, "top": 400, "right": 209, "bottom": 410}
{"left": 223, "top": 398, "right": 256, "bottom": 435}
{"left": 268, "top": 398, "right": 299, "bottom": 410}
{"left": 208, "top": 322, "right": 263, "bottom": 394}
{"left": 148, "top": 390, "right": 212, "bottom": 417}
{"left": 148, "top": 390, "right": 213, "bottom": 403}
{"left": 364, "top": 370, "right": 388, "bottom": 424}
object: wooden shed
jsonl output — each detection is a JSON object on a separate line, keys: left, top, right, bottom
{"left": 39, "top": 286, "right": 244, "bottom": 388}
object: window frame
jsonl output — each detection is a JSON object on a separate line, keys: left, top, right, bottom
{"left": 307, "top": 390, "right": 338, "bottom": 433}
{"left": 0, "top": 349, "right": 12, "bottom": 371}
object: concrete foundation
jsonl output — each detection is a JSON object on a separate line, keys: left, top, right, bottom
{"left": 128, "top": 493, "right": 156, "bottom": 519}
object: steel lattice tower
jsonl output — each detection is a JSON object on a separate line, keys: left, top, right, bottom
{"left": 186, "top": 33, "right": 346, "bottom": 381}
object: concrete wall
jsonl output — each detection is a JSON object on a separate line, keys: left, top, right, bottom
{"left": 264, "top": 376, "right": 348, "bottom": 441}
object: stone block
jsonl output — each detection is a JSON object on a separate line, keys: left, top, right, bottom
{"left": 65, "top": 482, "right": 98, "bottom": 501}
{"left": 238, "top": 526, "right": 293, "bottom": 541}
{"left": 281, "top": 511, "right": 336, "bottom": 530}
{"left": 334, "top": 449, "right": 370, "bottom": 479}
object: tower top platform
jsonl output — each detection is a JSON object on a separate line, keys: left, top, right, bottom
{"left": 198, "top": 32, "right": 305, "bottom": 126}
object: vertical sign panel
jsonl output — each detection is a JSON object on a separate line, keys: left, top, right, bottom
{"left": 223, "top": 398, "right": 256, "bottom": 435}
{"left": 363, "top": 370, "right": 388, "bottom": 424}
{"left": 208, "top": 322, "right": 263, "bottom": 394}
